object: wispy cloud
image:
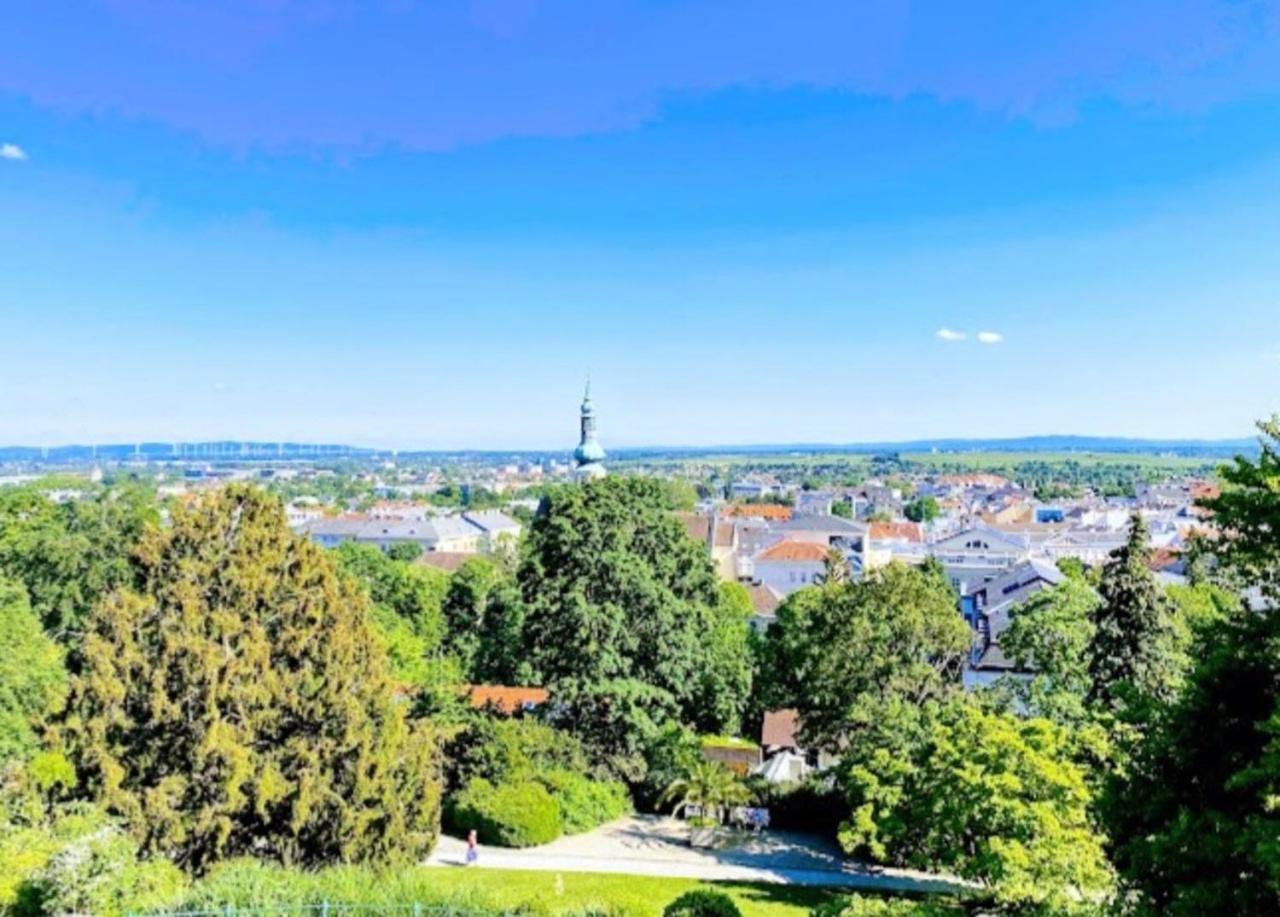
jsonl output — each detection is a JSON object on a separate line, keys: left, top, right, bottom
{"left": 0, "top": 143, "right": 27, "bottom": 161}
{"left": 976, "top": 331, "right": 1004, "bottom": 344}
{"left": 935, "top": 328, "right": 966, "bottom": 342}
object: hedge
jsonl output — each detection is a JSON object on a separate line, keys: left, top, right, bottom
{"left": 446, "top": 778, "right": 563, "bottom": 847}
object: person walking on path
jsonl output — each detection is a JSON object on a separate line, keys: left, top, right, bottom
{"left": 465, "top": 829, "right": 479, "bottom": 866}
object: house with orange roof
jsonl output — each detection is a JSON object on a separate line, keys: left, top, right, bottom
{"left": 748, "top": 538, "right": 832, "bottom": 597}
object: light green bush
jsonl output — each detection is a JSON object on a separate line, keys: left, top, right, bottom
{"left": 447, "top": 777, "right": 563, "bottom": 847}
{"left": 539, "top": 769, "right": 631, "bottom": 834}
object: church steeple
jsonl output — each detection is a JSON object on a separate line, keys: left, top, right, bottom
{"left": 573, "top": 378, "right": 606, "bottom": 478}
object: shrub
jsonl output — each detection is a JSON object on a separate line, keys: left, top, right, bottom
{"left": 15, "top": 821, "right": 186, "bottom": 917}
{"left": 663, "top": 889, "right": 742, "bottom": 917}
{"left": 447, "top": 778, "right": 563, "bottom": 847}
{"left": 446, "top": 716, "right": 592, "bottom": 790}
{"left": 539, "top": 769, "right": 631, "bottom": 834}
{"left": 811, "top": 894, "right": 956, "bottom": 916}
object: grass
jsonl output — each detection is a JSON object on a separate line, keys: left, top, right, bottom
{"left": 420, "top": 867, "right": 844, "bottom": 915}
{"left": 173, "top": 859, "right": 853, "bottom": 916}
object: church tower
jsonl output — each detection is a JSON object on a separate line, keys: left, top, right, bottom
{"left": 573, "top": 380, "right": 606, "bottom": 479}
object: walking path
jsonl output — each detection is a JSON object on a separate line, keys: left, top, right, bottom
{"left": 425, "top": 815, "right": 966, "bottom": 895}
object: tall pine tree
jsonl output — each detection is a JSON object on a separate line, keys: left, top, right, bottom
{"left": 1085, "top": 514, "right": 1181, "bottom": 714}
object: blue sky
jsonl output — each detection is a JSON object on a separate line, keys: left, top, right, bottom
{"left": 2, "top": 1, "right": 1279, "bottom": 449}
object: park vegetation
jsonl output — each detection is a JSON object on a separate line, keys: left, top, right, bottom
{"left": 1, "top": 419, "right": 1279, "bottom": 914}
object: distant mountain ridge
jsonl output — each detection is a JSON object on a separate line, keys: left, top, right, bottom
{"left": 0, "top": 434, "right": 1257, "bottom": 464}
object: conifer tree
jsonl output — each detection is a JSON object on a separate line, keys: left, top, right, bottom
{"left": 61, "top": 485, "right": 440, "bottom": 872}
{"left": 1085, "top": 514, "right": 1181, "bottom": 713}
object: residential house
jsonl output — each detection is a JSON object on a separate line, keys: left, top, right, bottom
{"left": 748, "top": 539, "right": 830, "bottom": 597}
{"left": 962, "top": 558, "right": 1066, "bottom": 690}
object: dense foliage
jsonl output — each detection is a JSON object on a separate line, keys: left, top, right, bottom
{"left": 445, "top": 717, "right": 629, "bottom": 842}
{"left": 446, "top": 778, "right": 563, "bottom": 847}
{"left": 1103, "top": 417, "right": 1280, "bottom": 914}
{"left": 0, "top": 578, "right": 66, "bottom": 761}
{"left": 1085, "top": 514, "right": 1183, "bottom": 715}
{"left": 0, "top": 484, "right": 155, "bottom": 641}
{"left": 60, "top": 486, "right": 441, "bottom": 872}
{"left": 519, "top": 477, "right": 752, "bottom": 775}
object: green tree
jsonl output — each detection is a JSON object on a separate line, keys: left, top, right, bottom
{"left": 519, "top": 478, "right": 747, "bottom": 766}
{"left": 687, "top": 583, "right": 754, "bottom": 735}
{"left": 1000, "top": 577, "right": 1100, "bottom": 727}
{"left": 0, "top": 577, "right": 68, "bottom": 761}
{"left": 903, "top": 496, "right": 939, "bottom": 524}
{"left": 60, "top": 485, "right": 441, "bottom": 872}
{"left": 765, "top": 562, "right": 969, "bottom": 753}
{"left": 1106, "top": 419, "right": 1280, "bottom": 914}
{"left": 1085, "top": 514, "right": 1182, "bottom": 715}
{"left": 837, "top": 694, "right": 1114, "bottom": 912}
{"left": 830, "top": 500, "right": 854, "bottom": 519}
{"left": 0, "top": 485, "right": 156, "bottom": 643}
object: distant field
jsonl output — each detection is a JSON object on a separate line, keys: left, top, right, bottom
{"left": 897, "top": 451, "right": 1220, "bottom": 471}
{"left": 623, "top": 449, "right": 1223, "bottom": 474}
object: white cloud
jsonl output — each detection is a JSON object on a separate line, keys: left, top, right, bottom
{"left": 977, "top": 331, "right": 1004, "bottom": 344}
{"left": 0, "top": 143, "right": 27, "bottom": 161}
{"left": 935, "top": 328, "right": 966, "bottom": 342}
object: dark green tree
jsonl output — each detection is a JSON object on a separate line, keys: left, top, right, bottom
{"left": 518, "top": 478, "right": 745, "bottom": 768}
{"left": 61, "top": 486, "right": 441, "bottom": 872}
{"left": 1085, "top": 514, "right": 1182, "bottom": 714}
{"left": 0, "top": 485, "right": 156, "bottom": 643}
{"left": 903, "top": 496, "right": 939, "bottom": 524}
{"left": 1106, "top": 418, "right": 1280, "bottom": 914}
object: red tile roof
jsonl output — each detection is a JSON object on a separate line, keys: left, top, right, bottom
{"left": 465, "top": 685, "right": 549, "bottom": 714}
{"left": 757, "top": 540, "right": 830, "bottom": 562}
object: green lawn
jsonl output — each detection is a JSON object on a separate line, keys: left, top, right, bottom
{"left": 419, "top": 867, "right": 846, "bottom": 915}
{"left": 176, "top": 860, "right": 864, "bottom": 916}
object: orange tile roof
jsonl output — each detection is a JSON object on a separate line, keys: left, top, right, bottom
{"left": 723, "top": 504, "right": 793, "bottom": 521}
{"left": 757, "top": 540, "right": 830, "bottom": 562}
{"left": 869, "top": 521, "right": 924, "bottom": 543}
{"left": 465, "top": 684, "right": 550, "bottom": 715}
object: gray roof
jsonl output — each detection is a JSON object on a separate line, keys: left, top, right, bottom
{"left": 776, "top": 515, "right": 867, "bottom": 536}
{"left": 462, "top": 510, "right": 521, "bottom": 533}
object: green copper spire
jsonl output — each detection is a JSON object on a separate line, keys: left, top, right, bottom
{"left": 573, "top": 377, "right": 606, "bottom": 477}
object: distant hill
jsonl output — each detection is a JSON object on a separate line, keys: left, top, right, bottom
{"left": 0, "top": 434, "right": 1257, "bottom": 465}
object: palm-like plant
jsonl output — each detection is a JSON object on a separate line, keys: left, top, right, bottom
{"left": 659, "top": 759, "right": 750, "bottom": 825}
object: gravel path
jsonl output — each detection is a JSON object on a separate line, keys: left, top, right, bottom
{"left": 425, "top": 815, "right": 966, "bottom": 895}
